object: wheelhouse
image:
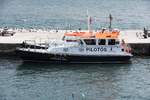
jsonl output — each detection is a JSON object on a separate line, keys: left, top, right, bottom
{"left": 63, "top": 35, "right": 120, "bottom": 46}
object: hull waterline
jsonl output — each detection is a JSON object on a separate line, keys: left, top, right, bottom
{"left": 16, "top": 50, "right": 132, "bottom": 63}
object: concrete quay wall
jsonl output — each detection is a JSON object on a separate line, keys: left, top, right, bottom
{"left": 0, "top": 29, "right": 149, "bottom": 56}
{"left": 129, "top": 43, "right": 150, "bottom": 56}
{"left": 0, "top": 43, "right": 20, "bottom": 56}
{"left": 0, "top": 30, "right": 64, "bottom": 56}
{"left": 119, "top": 30, "right": 150, "bottom": 56}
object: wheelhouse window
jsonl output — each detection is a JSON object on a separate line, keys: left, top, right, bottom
{"left": 98, "top": 39, "right": 106, "bottom": 45}
{"left": 62, "top": 36, "right": 79, "bottom": 42}
{"left": 108, "top": 39, "right": 116, "bottom": 45}
{"left": 84, "top": 39, "right": 96, "bottom": 45}
{"left": 62, "top": 36, "right": 79, "bottom": 41}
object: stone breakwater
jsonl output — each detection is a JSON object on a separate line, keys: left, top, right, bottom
{"left": 0, "top": 28, "right": 149, "bottom": 56}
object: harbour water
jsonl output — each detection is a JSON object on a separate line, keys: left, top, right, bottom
{"left": 0, "top": 0, "right": 150, "bottom": 100}
{"left": 0, "top": 57, "right": 150, "bottom": 100}
{"left": 0, "top": 0, "right": 150, "bottom": 29}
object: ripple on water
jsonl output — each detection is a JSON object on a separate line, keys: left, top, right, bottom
{"left": 0, "top": 0, "right": 150, "bottom": 29}
{"left": 0, "top": 57, "right": 149, "bottom": 100}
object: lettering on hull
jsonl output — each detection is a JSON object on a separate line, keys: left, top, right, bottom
{"left": 86, "top": 47, "right": 107, "bottom": 52}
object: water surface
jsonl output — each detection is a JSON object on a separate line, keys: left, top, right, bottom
{"left": 0, "top": 57, "right": 150, "bottom": 100}
{"left": 0, "top": 0, "right": 150, "bottom": 29}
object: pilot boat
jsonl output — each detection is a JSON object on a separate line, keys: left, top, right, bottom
{"left": 16, "top": 29, "right": 132, "bottom": 63}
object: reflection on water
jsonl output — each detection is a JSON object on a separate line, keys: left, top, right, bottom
{"left": 0, "top": 57, "right": 150, "bottom": 100}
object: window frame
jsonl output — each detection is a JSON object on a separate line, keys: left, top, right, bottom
{"left": 83, "top": 39, "right": 96, "bottom": 45}
{"left": 108, "top": 39, "right": 116, "bottom": 45}
{"left": 98, "top": 39, "right": 106, "bottom": 45}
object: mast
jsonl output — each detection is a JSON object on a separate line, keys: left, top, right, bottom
{"left": 87, "top": 10, "right": 91, "bottom": 33}
{"left": 109, "top": 14, "right": 113, "bottom": 31}
{"left": 88, "top": 16, "right": 91, "bottom": 32}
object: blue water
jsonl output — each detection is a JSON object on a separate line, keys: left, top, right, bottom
{"left": 0, "top": 57, "right": 150, "bottom": 100}
{"left": 0, "top": 1, "right": 150, "bottom": 100}
{"left": 0, "top": 0, "right": 150, "bottom": 29}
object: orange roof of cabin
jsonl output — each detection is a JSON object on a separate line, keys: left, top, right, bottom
{"left": 64, "top": 32, "right": 85, "bottom": 36}
{"left": 95, "top": 31, "right": 119, "bottom": 39}
{"left": 64, "top": 30, "right": 120, "bottom": 39}
{"left": 64, "top": 32, "right": 93, "bottom": 38}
